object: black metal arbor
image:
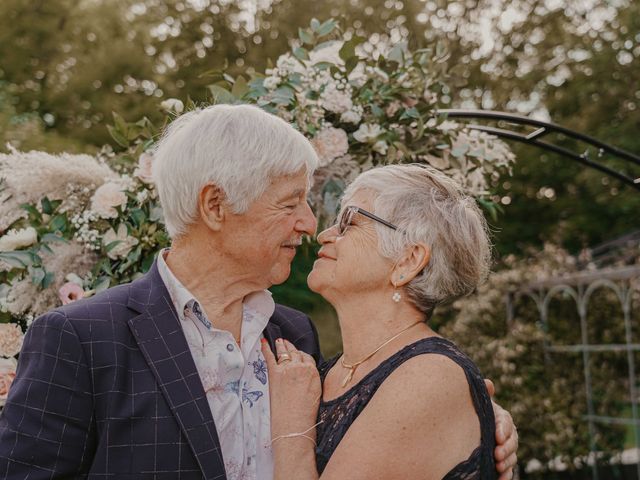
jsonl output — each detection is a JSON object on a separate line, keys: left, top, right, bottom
{"left": 438, "top": 110, "right": 640, "bottom": 479}
{"left": 436, "top": 109, "right": 640, "bottom": 192}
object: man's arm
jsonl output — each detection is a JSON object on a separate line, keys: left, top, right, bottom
{"left": 0, "top": 311, "right": 96, "bottom": 478}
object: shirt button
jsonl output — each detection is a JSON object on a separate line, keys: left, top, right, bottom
{"left": 226, "top": 343, "right": 234, "bottom": 352}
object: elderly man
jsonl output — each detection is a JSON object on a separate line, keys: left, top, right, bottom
{"left": 0, "top": 104, "right": 517, "bottom": 479}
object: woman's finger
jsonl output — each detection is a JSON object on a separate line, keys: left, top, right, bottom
{"left": 283, "top": 339, "right": 303, "bottom": 362}
{"left": 261, "top": 338, "right": 278, "bottom": 371}
{"left": 275, "top": 338, "right": 293, "bottom": 364}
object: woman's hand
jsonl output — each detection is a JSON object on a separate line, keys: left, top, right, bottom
{"left": 261, "top": 338, "right": 322, "bottom": 439}
{"left": 485, "top": 379, "right": 519, "bottom": 479}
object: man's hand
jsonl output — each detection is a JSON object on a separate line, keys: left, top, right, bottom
{"left": 485, "top": 379, "right": 519, "bottom": 480}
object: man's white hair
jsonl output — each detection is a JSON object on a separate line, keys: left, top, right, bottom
{"left": 342, "top": 164, "right": 492, "bottom": 315}
{"left": 152, "top": 104, "right": 319, "bottom": 238}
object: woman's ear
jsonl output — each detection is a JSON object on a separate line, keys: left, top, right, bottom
{"left": 392, "top": 243, "right": 430, "bottom": 286}
{"left": 198, "top": 183, "right": 226, "bottom": 232}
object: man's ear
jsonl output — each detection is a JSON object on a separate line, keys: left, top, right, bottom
{"left": 392, "top": 243, "right": 430, "bottom": 286}
{"left": 198, "top": 183, "right": 226, "bottom": 232}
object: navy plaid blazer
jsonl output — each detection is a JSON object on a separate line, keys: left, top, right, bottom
{"left": 0, "top": 261, "right": 321, "bottom": 479}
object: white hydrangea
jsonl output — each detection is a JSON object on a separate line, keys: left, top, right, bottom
{"left": 311, "top": 126, "right": 349, "bottom": 167}
{"left": 340, "top": 106, "right": 363, "bottom": 124}
{"left": 320, "top": 83, "right": 353, "bottom": 114}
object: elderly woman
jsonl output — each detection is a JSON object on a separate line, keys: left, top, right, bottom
{"left": 262, "top": 163, "right": 505, "bottom": 479}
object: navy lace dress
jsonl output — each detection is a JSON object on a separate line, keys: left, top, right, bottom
{"left": 316, "top": 337, "right": 497, "bottom": 479}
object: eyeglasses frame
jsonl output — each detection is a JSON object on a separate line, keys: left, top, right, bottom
{"left": 337, "top": 206, "right": 399, "bottom": 236}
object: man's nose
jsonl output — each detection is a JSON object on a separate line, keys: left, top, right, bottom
{"left": 296, "top": 201, "right": 317, "bottom": 236}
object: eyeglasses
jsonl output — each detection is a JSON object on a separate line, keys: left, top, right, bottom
{"left": 337, "top": 206, "right": 399, "bottom": 236}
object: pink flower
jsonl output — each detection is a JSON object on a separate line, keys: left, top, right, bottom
{"left": 0, "top": 357, "right": 16, "bottom": 407}
{"left": 58, "top": 281, "right": 85, "bottom": 305}
{"left": 134, "top": 152, "right": 154, "bottom": 184}
{"left": 0, "top": 324, "right": 23, "bottom": 357}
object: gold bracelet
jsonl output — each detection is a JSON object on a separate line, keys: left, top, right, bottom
{"left": 268, "top": 420, "right": 323, "bottom": 447}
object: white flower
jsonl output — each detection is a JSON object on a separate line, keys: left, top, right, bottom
{"left": 437, "top": 120, "right": 459, "bottom": 133}
{"left": 340, "top": 109, "right": 362, "bottom": 124}
{"left": 320, "top": 84, "right": 353, "bottom": 114}
{"left": 372, "top": 140, "right": 389, "bottom": 155}
{"left": 311, "top": 127, "right": 349, "bottom": 167}
{"left": 134, "top": 152, "right": 154, "bottom": 184}
{"left": 160, "top": 98, "right": 184, "bottom": 114}
{"left": 347, "top": 62, "right": 368, "bottom": 87}
{"left": 308, "top": 41, "right": 344, "bottom": 66}
{"left": 0, "top": 227, "right": 37, "bottom": 252}
{"left": 275, "top": 53, "right": 304, "bottom": 75}
{"left": 90, "top": 182, "right": 127, "bottom": 219}
{"left": 102, "top": 224, "right": 139, "bottom": 260}
{"left": 353, "top": 123, "right": 383, "bottom": 143}
{"left": 263, "top": 76, "right": 281, "bottom": 90}
{"left": 0, "top": 323, "right": 24, "bottom": 357}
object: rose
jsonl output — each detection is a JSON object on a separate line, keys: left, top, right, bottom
{"left": 160, "top": 98, "right": 184, "bottom": 114}
{"left": 0, "top": 227, "right": 38, "bottom": 252}
{"left": 0, "top": 323, "right": 23, "bottom": 357}
{"left": 58, "top": 281, "right": 85, "bottom": 305}
{"left": 0, "top": 357, "right": 17, "bottom": 407}
{"left": 90, "top": 182, "right": 127, "bottom": 219}
{"left": 102, "top": 224, "right": 139, "bottom": 260}
{"left": 134, "top": 152, "right": 154, "bottom": 184}
{"left": 311, "top": 127, "right": 349, "bottom": 167}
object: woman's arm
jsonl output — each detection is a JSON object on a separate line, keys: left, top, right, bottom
{"left": 262, "top": 338, "right": 321, "bottom": 480}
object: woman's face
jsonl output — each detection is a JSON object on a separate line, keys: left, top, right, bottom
{"left": 307, "top": 189, "right": 395, "bottom": 303}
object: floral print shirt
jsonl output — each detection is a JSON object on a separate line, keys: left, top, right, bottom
{"left": 157, "top": 249, "right": 274, "bottom": 480}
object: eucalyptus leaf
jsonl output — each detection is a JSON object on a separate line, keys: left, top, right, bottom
{"left": 0, "top": 251, "right": 33, "bottom": 268}
{"left": 41, "top": 233, "right": 68, "bottom": 244}
{"left": 231, "top": 75, "right": 249, "bottom": 98}
{"left": 41, "top": 197, "right": 53, "bottom": 215}
{"left": 31, "top": 267, "right": 45, "bottom": 286}
{"left": 49, "top": 214, "right": 68, "bottom": 233}
{"left": 298, "top": 28, "right": 314, "bottom": 45}
{"left": 293, "top": 47, "right": 310, "bottom": 61}
{"left": 42, "top": 271, "right": 55, "bottom": 289}
{"left": 208, "top": 85, "right": 236, "bottom": 105}
{"left": 94, "top": 276, "right": 111, "bottom": 293}
{"left": 317, "top": 19, "right": 337, "bottom": 37}
{"left": 310, "top": 18, "right": 321, "bottom": 32}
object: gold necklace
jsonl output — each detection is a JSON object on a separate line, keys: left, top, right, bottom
{"left": 340, "top": 320, "right": 423, "bottom": 387}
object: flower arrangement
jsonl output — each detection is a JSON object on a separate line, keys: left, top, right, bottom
{"left": 0, "top": 19, "right": 515, "bottom": 399}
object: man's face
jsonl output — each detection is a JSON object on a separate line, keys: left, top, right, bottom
{"left": 220, "top": 169, "right": 317, "bottom": 288}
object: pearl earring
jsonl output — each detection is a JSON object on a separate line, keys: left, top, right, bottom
{"left": 392, "top": 291, "right": 401, "bottom": 303}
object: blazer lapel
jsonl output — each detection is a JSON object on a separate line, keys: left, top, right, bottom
{"left": 262, "top": 321, "right": 283, "bottom": 355}
{"left": 127, "top": 262, "right": 227, "bottom": 480}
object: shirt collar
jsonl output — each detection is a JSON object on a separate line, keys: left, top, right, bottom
{"left": 156, "top": 248, "right": 275, "bottom": 330}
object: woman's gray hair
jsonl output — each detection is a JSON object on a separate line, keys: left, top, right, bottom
{"left": 342, "top": 164, "right": 491, "bottom": 315}
{"left": 152, "top": 104, "right": 319, "bottom": 239}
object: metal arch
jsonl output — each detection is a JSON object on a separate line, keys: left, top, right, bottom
{"left": 436, "top": 109, "right": 640, "bottom": 192}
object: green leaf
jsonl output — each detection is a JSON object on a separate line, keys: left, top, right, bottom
{"left": 94, "top": 276, "right": 111, "bottom": 293}
{"left": 41, "top": 233, "right": 68, "bottom": 244}
{"left": 130, "top": 208, "right": 146, "bottom": 228}
{"left": 0, "top": 251, "right": 33, "bottom": 268}
{"left": 42, "top": 271, "right": 55, "bottom": 289}
{"left": 399, "top": 107, "right": 419, "bottom": 120}
{"left": 310, "top": 18, "right": 321, "bottom": 32}
{"left": 231, "top": 75, "right": 249, "bottom": 98}
{"left": 272, "top": 86, "right": 295, "bottom": 106}
{"left": 112, "top": 111, "right": 128, "bottom": 133}
{"left": 208, "top": 85, "right": 236, "bottom": 104}
{"left": 339, "top": 37, "right": 365, "bottom": 62}
{"left": 20, "top": 203, "right": 42, "bottom": 223}
{"left": 317, "top": 19, "right": 338, "bottom": 37}
{"left": 49, "top": 214, "right": 68, "bottom": 233}
{"left": 41, "top": 197, "right": 53, "bottom": 215}
{"left": 387, "top": 42, "right": 407, "bottom": 64}
{"left": 293, "top": 47, "right": 310, "bottom": 61}
{"left": 104, "top": 240, "right": 123, "bottom": 253}
{"left": 31, "top": 267, "right": 45, "bottom": 286}
{"left": 107, "top": 124, "right": 129, "bottom": 147}
{"left": 298, "top": 28, "right": 314, "bottom": 45}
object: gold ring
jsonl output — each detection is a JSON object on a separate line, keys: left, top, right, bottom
{"left": 277, "top": 353, "right": 292, "bottom": 364}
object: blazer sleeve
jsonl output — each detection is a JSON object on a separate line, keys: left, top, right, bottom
{"left": 0, "top": 311, "right": 96, "bottom": 478}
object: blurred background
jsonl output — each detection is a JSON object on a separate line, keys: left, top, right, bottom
{"left": 1, "top": 0, "right": 639, "bottom": 477}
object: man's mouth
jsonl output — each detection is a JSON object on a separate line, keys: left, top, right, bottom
{"left": 281, "top": 239, "right": 302, "bottom": 249}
